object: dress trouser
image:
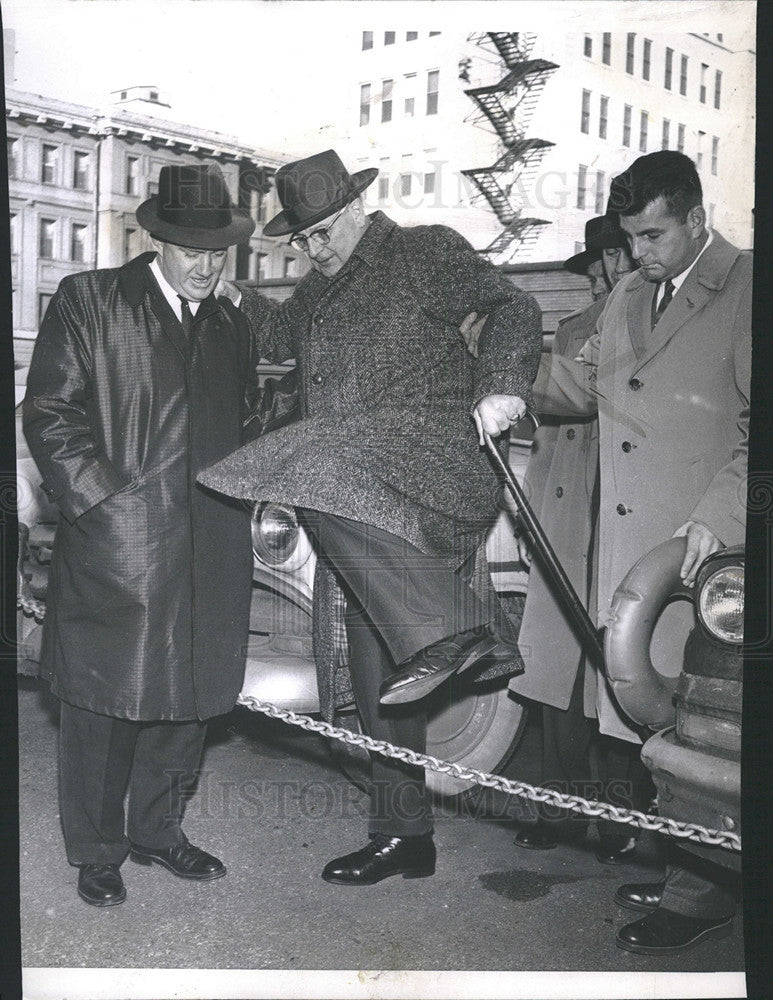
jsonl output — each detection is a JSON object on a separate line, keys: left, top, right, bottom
{"left": 537, "top": 659, "right": 654, "bottom": 838}
{"left": 59, "top": 700, "right": 206, "bottom": 866}
{"left": 299, "top": 510, "right": 487, "bottom": 838}
{"left": 660, "top": 859, "right": 737, "bottom": 920}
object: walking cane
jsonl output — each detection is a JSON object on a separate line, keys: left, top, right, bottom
{"left": 483, "top": 420, "right": 606, "bottom": 669}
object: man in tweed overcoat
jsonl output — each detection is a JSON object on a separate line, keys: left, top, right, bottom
{"left": 23, "top": 165, "right": 264, "bottom": 907}
{"left": 203, "top": 150, "right": 542, "bottom": 885}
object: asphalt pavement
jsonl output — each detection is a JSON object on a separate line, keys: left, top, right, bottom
{"left": 17, "top": 676, "right": 745, "bottom": 996}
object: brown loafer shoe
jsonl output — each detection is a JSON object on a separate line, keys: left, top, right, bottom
{"left": 379, "top": 628, "right": 518, "bottom": 705}
{"left": 322, "top": 833, "right": 436, "bottom": 886}
{"left": 77, "top": 863, "right": 126, "bottom": 907}
{"left": 616, "top": 906, "right": 733, "bottom": 954}
{"left": 130, "top": 837, "right": 225, "bottom": 881}
{"left": 614, "top": 879, "right": 667, "bottom": 912}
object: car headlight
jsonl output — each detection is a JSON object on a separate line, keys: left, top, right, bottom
{"left": 697, "top": 559, "right": 744, "bottom": 645}
{"left": 251, "top": 503, "right": 301, "bottom": 567}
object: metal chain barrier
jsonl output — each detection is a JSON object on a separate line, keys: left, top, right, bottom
{"left": 238, "top": 693, "right": 742, "bottom": 854}
{"left": 18, "top": 596, "right": 740, "bottom": 853}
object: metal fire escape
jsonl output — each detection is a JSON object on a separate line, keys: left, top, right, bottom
{"left": 462, "top": 33, "right": 558, "bottom": 260}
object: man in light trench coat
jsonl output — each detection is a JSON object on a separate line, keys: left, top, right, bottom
{"left": 531, "top": 150, "right": 750, "bottom": 955}
{"left": 23, "top": 164, "right": 272, "bottom": 907}
{"left": 202, "top": 149, "right": 542, "bottom": 887}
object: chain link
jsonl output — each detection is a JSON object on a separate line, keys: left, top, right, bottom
{"left": 238, "top": 694, "right": 742, "bottom": 854}
{"left": 19, "top": 594, "right": 740, "bottom": 853}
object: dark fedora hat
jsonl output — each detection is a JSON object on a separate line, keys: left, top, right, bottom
{"left": 264, "top": 149, "right": 378, "bottom": 237}
{"left": 564, "top": 213, "right": 629, "bottom": 275}
{"left": 136, "top": 163, "right": 255, "bottom": 249}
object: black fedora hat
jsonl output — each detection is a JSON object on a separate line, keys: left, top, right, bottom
{"left": 136, "top": 164, "right": 255, "bottom": 249}
{"left": 564, "top": 213, "right": 629, "bottom": 275}
{"left": 264, "top": 150, "right": 378, "bottom": 237}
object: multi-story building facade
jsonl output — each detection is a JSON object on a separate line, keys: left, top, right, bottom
{"left": 8, "top": 86, "right": 308, "bottom": 394}
{"left": 320, "top": 28, "right": 755, "bottom": 263}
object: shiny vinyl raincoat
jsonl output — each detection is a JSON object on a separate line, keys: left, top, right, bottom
{"left": 23, "top": 252, "right": 260, "bottom": 721}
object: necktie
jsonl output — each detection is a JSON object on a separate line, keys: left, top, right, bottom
{"left": 652, "top": 279, "right": 674, "bottom": 328}
{"left": 178, "top": 295, "right": 192, "bottom": 337}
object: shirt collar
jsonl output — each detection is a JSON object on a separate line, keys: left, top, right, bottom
{"left": 668, "top": 228, "right": 714, "bottom": 294}
{"left": 149, "top": 257, "right": 202, "bottom": 318}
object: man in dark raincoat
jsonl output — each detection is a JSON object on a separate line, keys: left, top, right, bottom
{"left": 203, "top": 150, "right": 542, "bottom": 886}
{"left": 24, "top": 164, "right": 262, "bottom": 907}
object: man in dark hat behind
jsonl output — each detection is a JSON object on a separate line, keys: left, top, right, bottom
{"left": 205, "top": 149, "right": 542, "bottom": 886}
{"left": 24, "top": 163, "right": 271, "bottom": 907}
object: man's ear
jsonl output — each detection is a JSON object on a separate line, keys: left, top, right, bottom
{"left": 687, "top": 204, "right": 707, "bottom": 235}
{"left": 349, "top": 196, "right": 366, "bottom": 223}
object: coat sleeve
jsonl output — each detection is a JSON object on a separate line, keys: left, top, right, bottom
{"left": 239, "top": 276, "right": 318, "bottom": 363}
{"left": 687, "top": 273, "right": 752, "bottom": 545}
{"left": 532, "top": 342, "right": 601, "bottom": 418}
{"left": 404, "top": 226, "right": 543, "bottom": 407}
{"left": 23, "top": 280, "right": 126, "bottom": 524}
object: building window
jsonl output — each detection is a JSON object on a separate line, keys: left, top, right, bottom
{"left": 362, "top": 31, "right": 373, "bottom": 50}
{"left": 73, "top": 150, "right": 90, "bottom": 190}
{"left": 360, "top": 83, "right": 371, "bottom": 126}
{"left": 577, "top": 164, "right": 588, "bottom": 210}
{"left": 406, "top": 31, "right": 418, "bottom": 41}
{"left": 639, "top": 111, "right": 648, "bottom": 152}
{"left": 700, "top": 63, "right": 708, "bottom": 104}
{"left": 126, "top": 156, "right": 140, "bottom": 196}
{"left": 584, "top": 35, "right": 592, "bottom": 58}
{"left": 257, "top": 253, "right": 268, "bottom": 282}
{"left": 400, "top": 173, "right": 412, "bottom": 197}
{"left": 696, "top": 130, "right": 705, "bottom": 170}
{"left": 642, "top": 39, "right": 651, "bottom": 80}
{"left": 580, "top": 89, "right": 591, "bottom": 134}
{"left": 123, "top": 227, "right": 141, "bottom": 261}
{"left": 378, "top": 158, "right": 390, "bottom": 201}
{"left": 39, "top": 293, "right": 54, "bottom": 325}
{"left": 677, "top": 123, "right": 685, "bottom": 153}
{"left": 664, "top": 48, "right": 673, "bottom": 89}
{"left": 623, "top": 105, "right": 632, "bottom": 147}
{"left": 39, "top": 218, "right": 56, "bottom": 259}
{"left": 429, "top": 31, "right": 441, "bottom": 37}
{"left": 235, "top": 243, "right": 251, "bottom": 281}
{"left": 711, "top": 136, "right": 719, "bottom": 175}
{"left": 426, "top": 70, "right": 439, "bottom": 115}
{"left": 662, "top": 119, "right": 670, "bottom": 149}
{"left": 626, "top": 33, "right": 635, "bottom": 74}
{"left": 714, "top": 70, "right": 722, "bottom": 109}
{"left": 384, "top": 31, "right": 395, "bottom": 45}
{"left": 7, "top": 138, "right": 18, "bottom": 179}
{"left": 424, "top": 170, "right": 436, "bottom": 195}
{"left": 41, "top": 144, "right": 58, "bottom": 184}
{"left": 120, "top": 91, "right": 127, "bottom": 100}
{"left": 602, "top": 32, "right": 611, "bottom": 65}
{"left": 9, "top": 213, "right": 18, "bottom": 254}
{"left": 283, "top": 256, "right": 298, "bottom": 278}
{"left": 599, "top": 95, "right": 609, "bottom": 139}
{"left": 680, "top": 55, "right": 688, "bottom": 96}
{"left": 70, "top": 223, "right": 88, "bottom": 263}
{"left": 404, "top": 72, "right": 416, "bottom": 117}
{"left": 708, "top": 203, "right": 715, "bottom": 227}
{"left": 381, "top": 80, "right": 393, "bottom": 123}
{"left": 595, "top": 170, "right": 605, "bottom": 214}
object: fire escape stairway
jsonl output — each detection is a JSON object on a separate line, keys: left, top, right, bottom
{"left": 460, "top": 169, "right": 516, "bottom": 225}
{"left": 487, "top": 32, "right": 535, "bottom": 67}
{"left": 482, "top": 219, "right": 549, "bottom": 259}
{"left": 465, "top": 60, "right": 558, "bottom": 144}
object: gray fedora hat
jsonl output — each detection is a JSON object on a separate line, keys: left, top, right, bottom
{"left": 136, "top": 163, "right": 255, "bottom": 249}
{"left": 264, "top": 150, "right": 378, "bottom": 237}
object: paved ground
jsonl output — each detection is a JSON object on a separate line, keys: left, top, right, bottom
{"left": 17, "top": 676, "right": 745, "bottom": 991}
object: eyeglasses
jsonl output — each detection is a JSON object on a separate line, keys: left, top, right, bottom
{"left": 289, "top": 205, "right": 347, "bottom": 252}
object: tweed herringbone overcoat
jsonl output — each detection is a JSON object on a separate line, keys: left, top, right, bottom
{"left": 201, "top": 212, "right": 542, "bottom": 570}
{"left": 533, "top": 230, "right": 751, "bottom": 742}
{"left": 23, "top": 252, "right": 260, "bottom": 721}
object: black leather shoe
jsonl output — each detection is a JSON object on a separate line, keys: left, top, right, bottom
{"left": 514, "top": 825, "right": 558, "bottom": 850}
{"left": 130, "top": 837, "right": 225, "bottom": 881}
{"left": 322, "top": 833, "right": 436, "bottom": 885}
{"left": 596, "top": 833, "right": 637, "bottom": 865}
{"left": 614, "top": 879, "right": 667, "bottom": 912}
{"left": 616, "top": 906, "right": 733, "bottom": 954}
{"left": 379, "top": 628, "right": 518, "bottom": 705}
{"left": 77, "top": 863, "right": 126, "bottom": 907}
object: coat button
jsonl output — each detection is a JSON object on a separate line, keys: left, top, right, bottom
{"left": 555, "top": 487, "right": 564, "bottom": 498}
{"left": 616, "top": 503, "right": 632, "bottom": 515}
{"left": 566, "top": 429, "right": 575, "bottom": 440}
{"left": 311, "top": 372, "right": 324, "bottom": 385}
{"left": 629, "top": 378, "right": 642, "bottom": 391}
{"left": 621, "top": 441, "right": 632, "bottom": 453}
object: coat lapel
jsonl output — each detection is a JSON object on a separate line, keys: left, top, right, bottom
{"left": 625, "top": 275, "right": 655, "bottom": 360}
